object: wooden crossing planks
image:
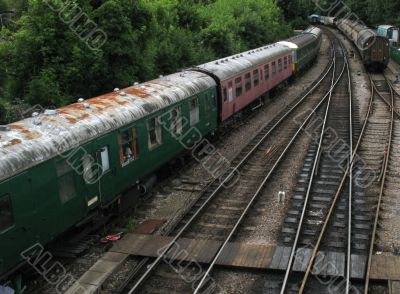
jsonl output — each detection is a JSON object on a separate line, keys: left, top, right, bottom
{"left": 110, "top": 234, "right": 400, "bottom": 281}
{"left": 370, "top": 254, "right": 400, "bottom": 280}
{"left": 217, "top": 242, "right": 275, "bottom": 268}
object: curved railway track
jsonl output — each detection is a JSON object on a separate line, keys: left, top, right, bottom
{"left": 279, "top": 32, "right": 354, "bottom": 294}
{"left": 364, "top": 75, "right": 399, "bottom": 294}
{"left": 112, "top": 33, "right": 342, "bottom": 294}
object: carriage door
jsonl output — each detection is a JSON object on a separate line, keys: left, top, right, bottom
{"left": 93, "top": 136, "right": 115, "bottom": 204}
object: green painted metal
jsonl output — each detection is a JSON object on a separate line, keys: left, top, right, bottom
{"left": 0, "top": 86, "right": 218, "bottom": 278}
{"left": 390, "top": 45, "right": 400, "bottom": 65}
{"left": 296, "top": 39, "right": 320, "bottom": 72}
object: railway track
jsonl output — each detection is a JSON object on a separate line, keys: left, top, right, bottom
{"left": 106, "top": 31, "right": 350, "bottom": 294}
{"left": 364, "top": 75, "right": 398, "bottom": 294}
{"left": 279, "top": 32, "right": 355, "bottom": 294}
{"left": 284, "top": 68, "right": 399, "bottom": 294}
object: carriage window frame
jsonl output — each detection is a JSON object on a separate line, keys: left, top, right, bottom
{"left": 189, "top": 97, "right": 200, "bottom": 126}
{"left": 272, "top": 62, "right": 277, "bottom": 76}
{"left": 235, "top": 77, "right": 243, "bottom": 97}
{"left": 253, "top": 69, "right": 259, "bottom": 87}
{"left": 264, "top": 64, "right": 270, "bottom": 80}
{"left": 0, "top": 194, "right": 14, "bottom": 232}
{"left": 245, "top": 72, "right": 251, "bottom": 92}
{"left": 284, "top": 56, "right": 288, "bottom": 69}
{"left": 118, "top": 128, "right": 139, "bottom": 166}
{"left": 99, "top": 146, "right": 110, "bottom": 173}
{"left": 278, "top": 58, "right": 283, "bottom": 72}
{"left": 170, "top": 106, "right": 183, "bottom": 137}
{"left": 56, "top": 159, "right": 77, "bottom": 203}
{"left": 147, "top": 117, "right": 163, "bottom": 150}
{"left": 223, "top": 87, "right": 228, "bottom": 102}
{"left": 227, "top": 81, "right": 233, "bottom": 101}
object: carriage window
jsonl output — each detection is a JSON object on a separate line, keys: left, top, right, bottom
{"left": 228, "top": 82, "right": 233, "bottom": 101}
{"left": 284, "top": 57, "right": 288, "bottom": 69}
{"left": 278, "top": 59, "right": 282, "bottom": 72}
{"left": 245, "top": 72, "right": 251, "bottom": 92}
{"left": 0, "top": 195, "right": 14, "bottom": 231}
{"left": 148, "top": 117, "right": 163, "bottom": 149}
{"left": 99, "top": 146, "right": 110, "bottom": 173}
{"left": 170, "top": 107, "right": 183, "bottom": 136}
{"left": 272, "top": 62, "right": 277, "bottom": 75}
{"left": 223, "top": 87, "right": 227, "bottom": 102}
{"left": 235, "top": 77, "right": 242, "bottom": 97}
{"left": 189, "top": 98, "right": 200, "bottom": 126}
{"left": 118, "top": 128, "right": 138, "bottom": 165}
{"left": 264, "top": 64, "right": 270, "bottom": 80}
{"left": 57, "top": 160, "right": 77, "bottom": 203}
{"left": 253, "top": 70, "right": 259, "bottom": 87}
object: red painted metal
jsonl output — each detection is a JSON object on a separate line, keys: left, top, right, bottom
{"left": 220, "top": 53, "right": 293, "bottom": 121}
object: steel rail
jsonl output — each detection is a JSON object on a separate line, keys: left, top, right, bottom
{"left": 346, "top": 52, "right": 354, "bottom": 294}
{"left": 298, "top": 73, "right": 392, "bottom": 293}
{"left": 364, "top": 76, "right": 395, "bottom": 294}
{"left": 298, "top": 55, "right": 352, "bottom": 293}
{"left": 127, "top": 42, "right": 336, "bottom": 294}
{"left": 194, "top": 50, "right": 344, "bottom": 294}
{"left": 279, "top": 38, "right": 343, "bottom": 294}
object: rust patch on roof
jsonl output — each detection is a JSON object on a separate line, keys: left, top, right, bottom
{"left": 4, "top": 138, "right": 22, "bottom": 147}
{"left": 8, "top": 124, "right": 42, "bottom": 140}
{"left": 58, "top": 107, "right": 91, "bottom": 123}
{"left": 87, "top": 94, "right": 119, "bottom": 110}
{"left": 124, "top": 87, "right": 150, "bottom": 98}
{"left": 60, "top": 103, "right": 86, "bottom": 111}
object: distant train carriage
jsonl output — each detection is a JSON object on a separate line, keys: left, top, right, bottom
{"left": 323, "top": 17, "right": 337, "bottom": 27}
{"left": 338, "top": 19, "right": 389, "bottom": 71}
{"left": 278, "top": 26, "right": 322, "bottom": 72}
{"left": 195, "top": 44, "right": 293, "bottom": 121}
{"left": 377, "top": 25, "right": 400, "bottom": 65}
{"left": 377, "top": 25, "right": 399, "bottom": 42}
{"left": 308, "top": 14, "right": 320, "bottom": 24}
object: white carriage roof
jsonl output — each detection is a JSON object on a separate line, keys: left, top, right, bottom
{"left": 303, "top": 26, "right": 322, "bottom": 37}
{"left": 277, "top": 41, "right": 298, "bottom": 49}
{"left": 378, "top": 25, "right": 396, "bottom": 30}
{"left": 0, "top": 71, "right": 216, "bottom": 182}
{"left": 195, "top": 43, "right": 292, "bottom": 81}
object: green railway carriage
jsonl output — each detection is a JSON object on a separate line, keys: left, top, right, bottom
{"left": 278, "top": 26, "right": 322, "bottom": 73}
{"left": 377, "top": 25, "right": 400, "bottom": 66}
{"left": 390, "top": 46, "right": 400, "bottom": 65}
{"left": 0, "top": 71, "right": 218, "bottom": 278}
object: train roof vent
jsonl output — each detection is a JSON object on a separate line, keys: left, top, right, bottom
{"left": 44, "top": 109, "right": 58, "bottom": 116}
{"left": 77, "top": 98, "right": 85, "bottom": 103}
{"left": 113, "top": 88, "right": 120, "bottom": 92}
{"left": 0, "top": 125, "right": 10, "bottom": 132}
{"left": 215, "top": 61, "right": 219, "bottom": 65}
{"left": 159, "top": 75, "right": 163, "bottom": 78}
{"left": 31, "top": 112, "right": 42, "bottom": 126}
{"left": 83, "top": 103, "right": 91, "bottom": 109}
{"left": 120, "top": 91, "right": 127, "bottom": 96}
{"left": 134, "top": 82, "right": 139, "bottom": 86}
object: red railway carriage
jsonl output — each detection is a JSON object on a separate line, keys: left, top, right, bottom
{"left": 195, "top": 43, "right": 293, "bottom": 121}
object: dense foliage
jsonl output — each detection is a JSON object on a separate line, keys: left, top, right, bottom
{"left": 279, "top": 0, "right": 400, "bottom": 26}
{"left": 0, "top": 0, "right": 292, "bottom": 123}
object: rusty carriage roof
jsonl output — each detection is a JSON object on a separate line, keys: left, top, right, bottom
{"left": 0, "top": 71, "right": 216, "bottom": 182}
